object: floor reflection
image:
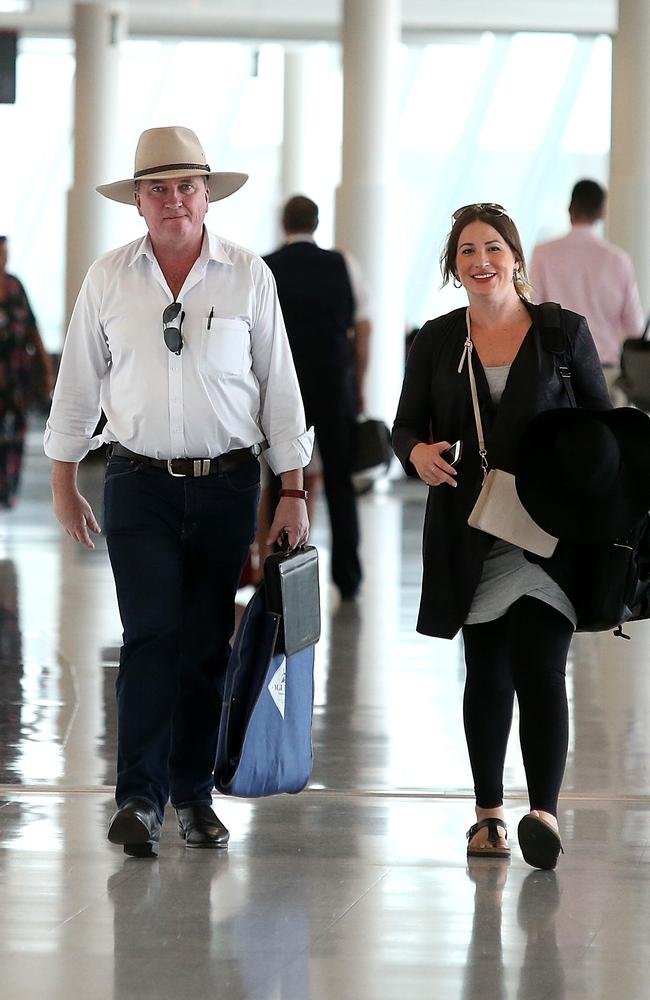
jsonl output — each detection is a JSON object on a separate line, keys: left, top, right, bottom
{"left": 108, "top": 856, "right": 312, "bottom": 1000}
{"left": 312, "top": 600, "right": 368, "bottom": 789}
{"left": 463, "top": 860, "right": 508, "bottom": 1000}
{"left": 100, "top": 647, "right": 119, "bottom": 790}
{"left": 108, "top": 859, "right": 241, "bottom": 998}
{"left": 516, "top": 871, "right": 564, "bottom": 1000}
{"left": 462, "top": 861, "right": 565, "bottom": 1000}
{"left": 0, "top": 559, "right": 23, "bottom": 784}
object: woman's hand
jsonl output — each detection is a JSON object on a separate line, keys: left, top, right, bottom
{"left": 410, "top": 441, "right": 458, "bottom": 488}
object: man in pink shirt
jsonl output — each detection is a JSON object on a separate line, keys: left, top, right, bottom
{"left": 530, "top": 180, "right": 644, "bottom": 401}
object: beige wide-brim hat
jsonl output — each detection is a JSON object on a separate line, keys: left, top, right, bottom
{"left": 96, "top": 125, "right": 248, "bottom": 205}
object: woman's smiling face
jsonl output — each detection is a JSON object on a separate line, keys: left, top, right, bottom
{"left": 455, "top": 220, "right": 519, "bottom": 300}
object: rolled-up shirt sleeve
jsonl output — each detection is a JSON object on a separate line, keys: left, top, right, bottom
{"left": 44, "top": 266, "right": 111, "bottom": 462}
{"left": 250, "top": 259, "right": 314, "bottom": 474}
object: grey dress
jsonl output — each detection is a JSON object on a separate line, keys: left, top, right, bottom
{"left": 464, "top": 365, "right": 576, "bottom": 628}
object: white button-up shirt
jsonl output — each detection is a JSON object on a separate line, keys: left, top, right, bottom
{"left": 44, "top": 229, "right": 313, "bottom": 474}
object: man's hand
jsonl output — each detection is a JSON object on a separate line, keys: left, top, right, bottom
{"left": 51, "top": 460, "right": 102, "bottom": 549}
{"left": 266, "top": 497, "right": 309, "bottom": 550}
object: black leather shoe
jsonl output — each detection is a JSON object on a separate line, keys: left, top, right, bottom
{"left": 176, "top": 803, "right": 230, "bottom": 849}
{"left": 108, "top": 798, "right": 161, "bottom": 858}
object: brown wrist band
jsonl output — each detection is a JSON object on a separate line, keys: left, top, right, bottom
{"left": 279, "top": 488, "right": 309, "bottom": 500}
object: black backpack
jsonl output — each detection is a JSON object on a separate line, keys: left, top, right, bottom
{"left": 538, "top": 302, "right": 650, "bottom": 638}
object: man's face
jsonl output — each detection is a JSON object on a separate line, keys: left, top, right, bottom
{"left": 135, "top": 176, "right": 209, "bottom": 246}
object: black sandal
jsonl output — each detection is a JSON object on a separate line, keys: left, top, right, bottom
{"left": 517, "top": 814, "right": 564, "bottom": 870}
{"left": 466, "top": 817, "right": 511, "bottom": 858}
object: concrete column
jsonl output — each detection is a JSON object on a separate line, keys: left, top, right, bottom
{"left": 608, "top": 0, "right": 650, "bottom": 311}
{"left": 65, "top": 2, "right": 123, "bottom": 326}
{"left": 281, "top": 49, "right": 311, "bottom": 199}
{"left": 335, "top": 0, "right": 403, "bottom": 424}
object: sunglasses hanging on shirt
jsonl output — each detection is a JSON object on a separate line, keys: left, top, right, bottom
{"left": 163, "top": 302, "right": 184, "bottom": 355}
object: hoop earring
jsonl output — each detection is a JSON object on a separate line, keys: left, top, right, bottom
{"left": 453, "top": 277, "right": 462, "bottom": 289}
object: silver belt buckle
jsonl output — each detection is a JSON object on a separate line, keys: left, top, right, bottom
{"left": 167, "top": 459, "right": 186, "bottom": 478}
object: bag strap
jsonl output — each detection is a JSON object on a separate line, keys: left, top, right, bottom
{"left": 538, "top": 301, "right": 577, "bottom": 409}
{"left": 459, "top": 302, "right": 577, "bottom": 479}
{"left": 458, "top": 308, "right": 489, "bottom": 483}
{"left": 642, "top": 315, "right": 650, "bottom": 342}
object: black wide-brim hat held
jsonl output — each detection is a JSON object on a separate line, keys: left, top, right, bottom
{"left": 515, "top": 407, "right": 650, "bottom": 543}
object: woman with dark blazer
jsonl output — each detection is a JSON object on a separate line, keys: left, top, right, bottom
{"left": 392, "top": 204, "right": 610, "bottom": 869}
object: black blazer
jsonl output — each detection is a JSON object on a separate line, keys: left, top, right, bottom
{"left": 392, "top": 303, "right": 611, "bottom": 639}
{"left": 263, "top": 242, "right": 355, "bottom": 380}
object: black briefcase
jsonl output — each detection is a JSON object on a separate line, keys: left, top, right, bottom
{"left": 618, "top": 316, "right": 650, "bottom": 411}
{"left": 264, "top": 544, "right": 321, "bottom": 655}
{"left": 351, "top": 417, "right": 393, "bottom": 475}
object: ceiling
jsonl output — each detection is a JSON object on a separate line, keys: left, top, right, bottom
{"left": 0, "top": 0, "right": 618, "bottom": 41}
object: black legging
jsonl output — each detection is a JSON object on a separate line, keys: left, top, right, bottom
{"left": 461, "top": 596, "right": 574, "bottom": 816}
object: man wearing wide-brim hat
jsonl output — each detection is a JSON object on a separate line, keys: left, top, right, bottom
{"left": 44, "top": 126, "right": 314, "bottom": 856}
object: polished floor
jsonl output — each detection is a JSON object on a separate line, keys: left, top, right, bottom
{"left": 1, "top": 430, "right": 650, "bottom": 999}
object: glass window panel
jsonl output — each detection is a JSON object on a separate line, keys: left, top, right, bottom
{"left": 478, "top": 33, "right": 577, "bottom": 151}
{"left": 400, "top": 35, "right": 494, "bottom": 152}
{"left": 229, "top": 43, "right": 284, "bottom": 148}
{"left": 0, "top": 38, "right": 74, "bottom": 352}
{"left": 562, "top": 35, "right": 611, "bottom": 154}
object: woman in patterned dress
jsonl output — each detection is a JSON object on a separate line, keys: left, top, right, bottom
{"left": 0, "top": 237, "right": 53, "bottom": 507}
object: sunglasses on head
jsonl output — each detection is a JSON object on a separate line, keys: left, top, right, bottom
{"left": 452, "top": 203, "right": 510, "bottom": 223}
{"left": 163, "top": 302, "right": 184, "bottom": 355}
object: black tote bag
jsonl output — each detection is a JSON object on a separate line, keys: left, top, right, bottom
{"left": 351, "top": 417, "right": 393, "bottom": 475}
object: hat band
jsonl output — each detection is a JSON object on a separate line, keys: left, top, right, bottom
{"left": 134, "top": 161, "right": 211, "bottom": 178}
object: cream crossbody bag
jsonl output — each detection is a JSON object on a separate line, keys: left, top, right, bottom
{"left": 462, "top": 309, "right": 558, "bottom": 558}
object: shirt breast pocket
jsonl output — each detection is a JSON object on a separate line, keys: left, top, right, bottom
{"left": 201, "top": 318, "right": 250, "bottom": 376}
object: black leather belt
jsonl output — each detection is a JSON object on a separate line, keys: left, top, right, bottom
{"left": 111, "top": 442, "right": 262, "bottom": 477}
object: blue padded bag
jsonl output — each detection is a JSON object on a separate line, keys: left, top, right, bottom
{"left": 214, "top": 584, "right": 315, "bottom": 797}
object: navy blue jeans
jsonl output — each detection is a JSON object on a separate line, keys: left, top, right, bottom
{"left": 103, "top": 454, "right": 260, "bottom": 821}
